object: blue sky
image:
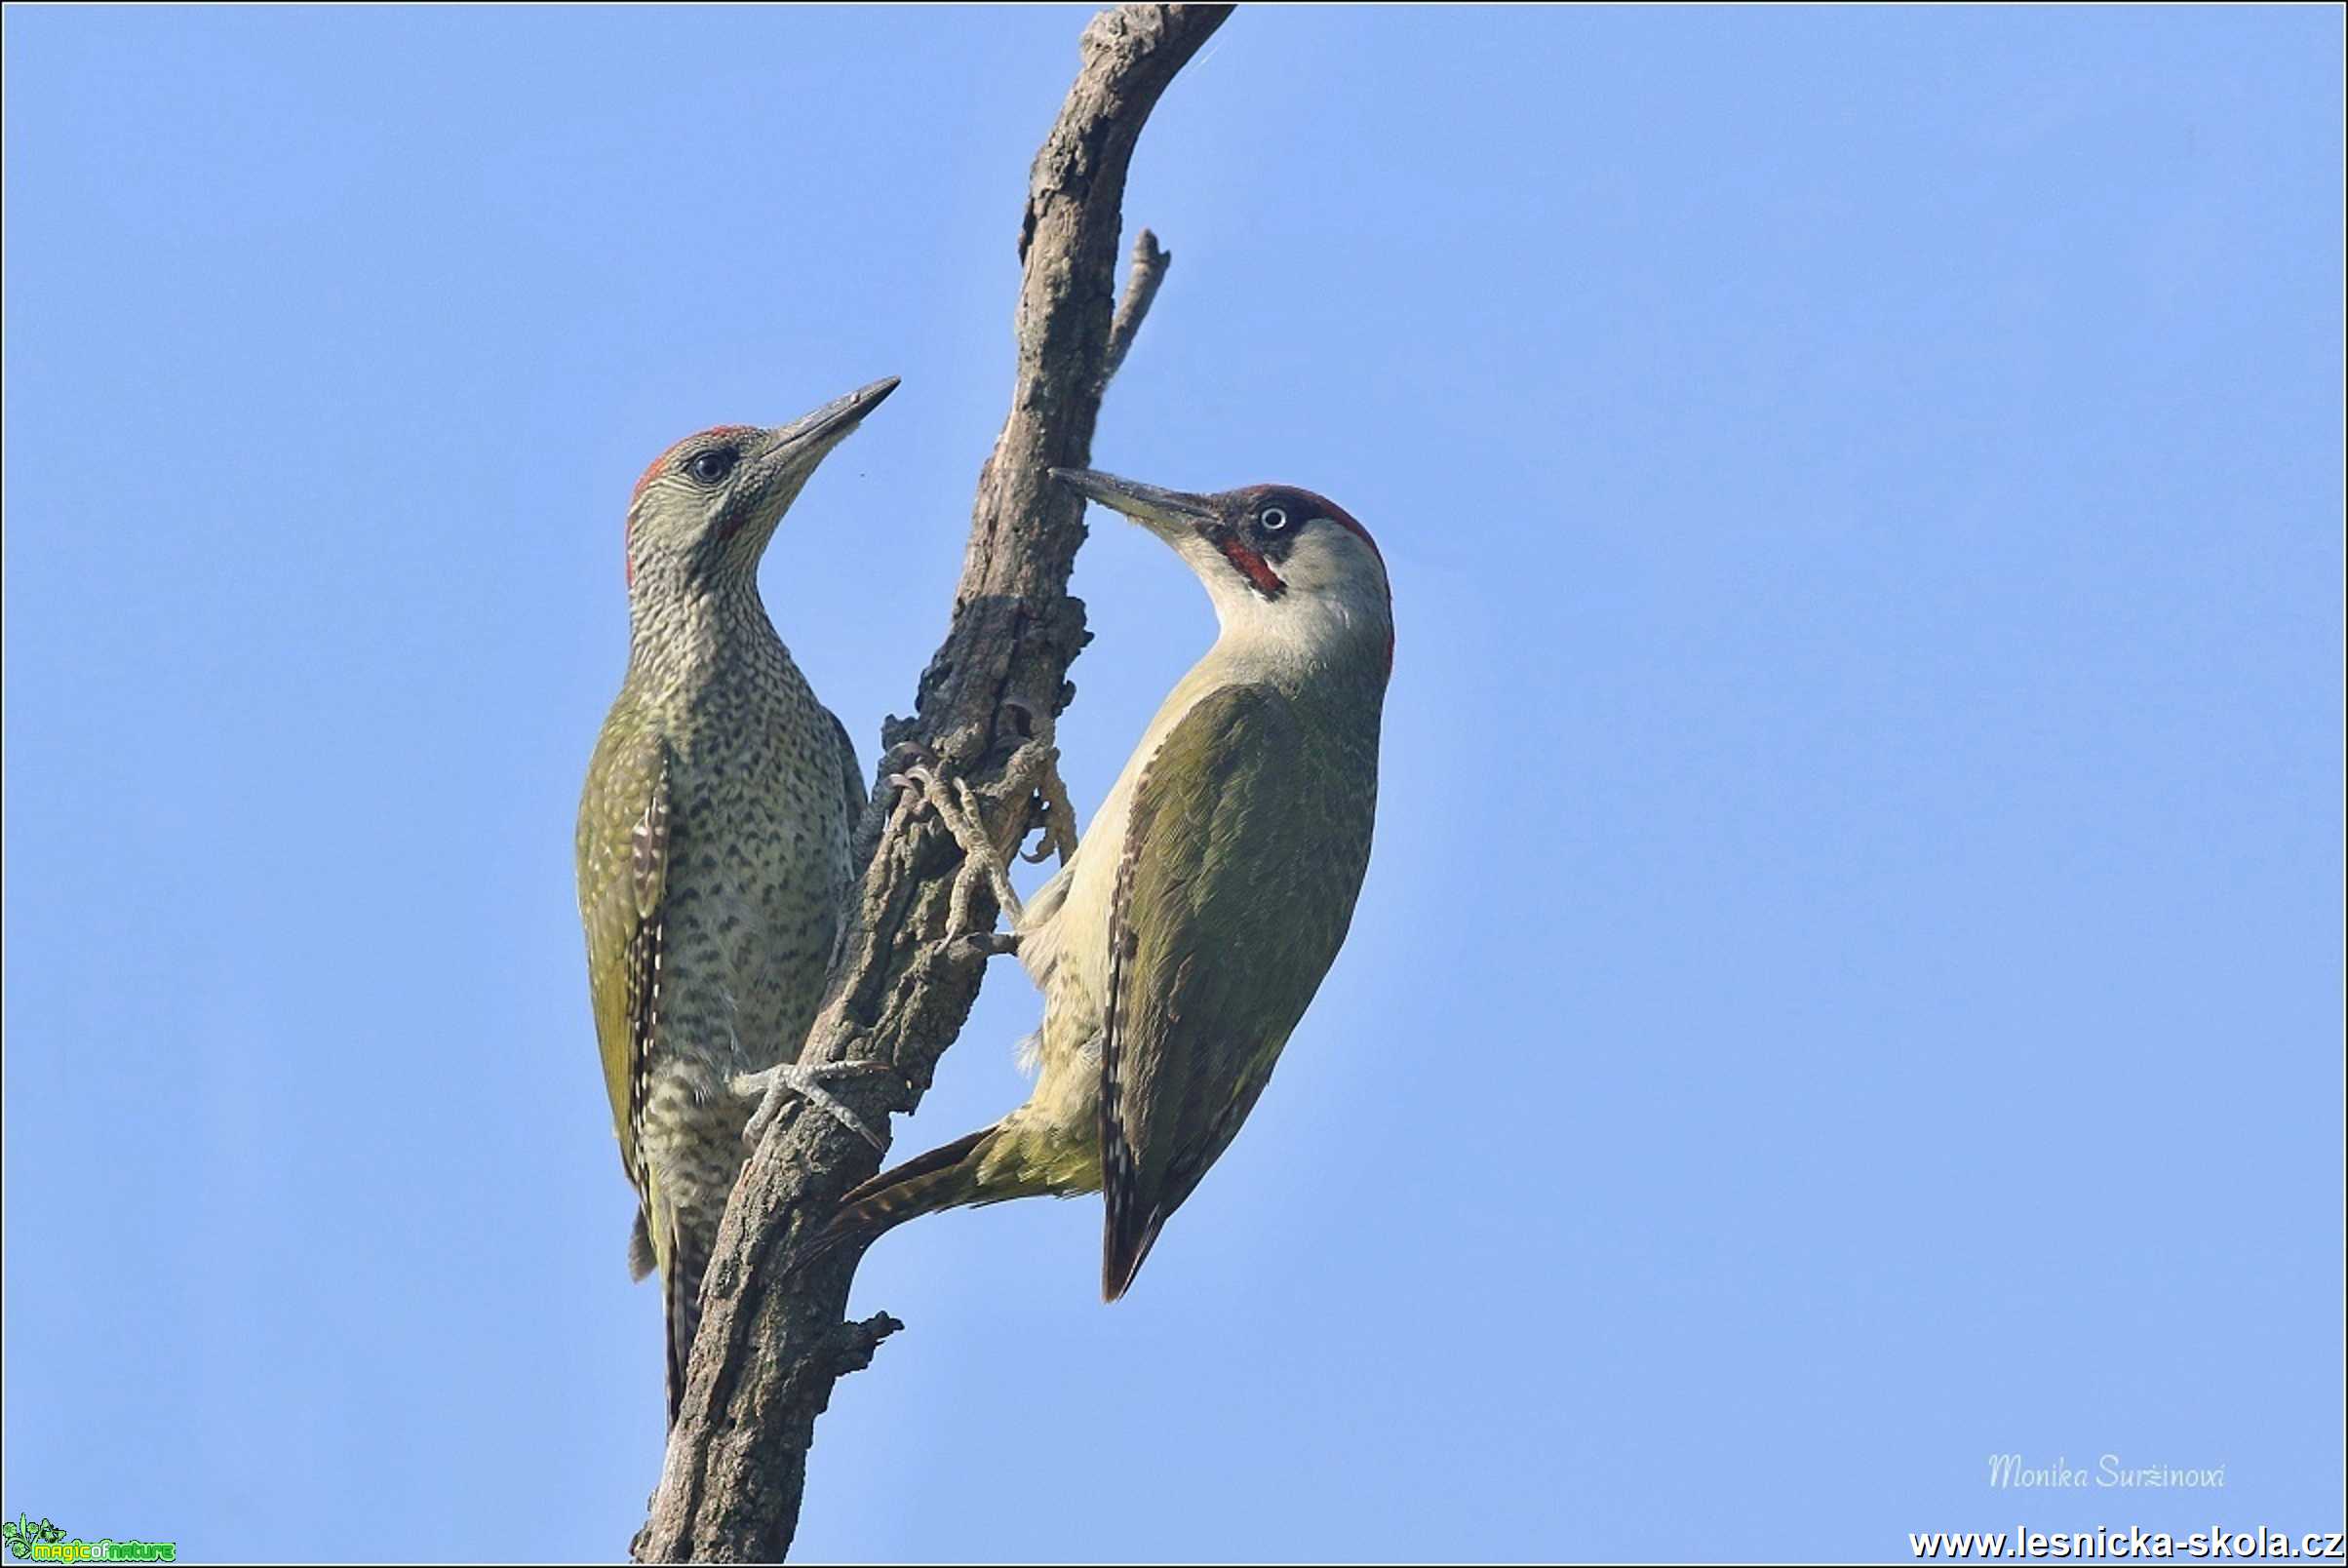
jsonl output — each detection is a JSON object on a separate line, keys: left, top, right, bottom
{"left": 4, "top": 6, "right": 2340, "bottom": 1561}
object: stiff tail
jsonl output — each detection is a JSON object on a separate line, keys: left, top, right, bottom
{"left": 660, "top": 1219, "right": 709, "bottom": 1428}
{"left": 789, "top": 1119, "right": 1072, "bottom": 1280}
{"left": 825, "top": 1127, "right": 999, "bottom": 1249}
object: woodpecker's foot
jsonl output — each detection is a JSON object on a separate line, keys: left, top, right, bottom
{"left": 940, "top": 929, "right": 1022, "bottom": 967}
{"left": 1015, "top": 745, "right": 1080, "bottom": 867}
{"left": 998, "top": 698, "right": 1080, "bottom": 867}
{"left": 735, "top": 1060, "right": 898, "bottom": 1153}
{"left": 878, "top": 738, "right": 929, "bottom": 776}
{"left": 889, "top": 759, "right": 1026, "bottom": 928}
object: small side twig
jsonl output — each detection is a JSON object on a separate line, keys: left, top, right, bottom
{"left": 1096, "top": 228, "right": 1171, "bottom": 396}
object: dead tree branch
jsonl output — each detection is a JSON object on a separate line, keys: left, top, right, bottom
{"left": 633, "top": 6, "right": 1233, "bottom": 1560}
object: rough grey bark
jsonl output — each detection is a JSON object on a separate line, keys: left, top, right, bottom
{"left": 633, "top": 6, "right": 1233, "bottom": 1560}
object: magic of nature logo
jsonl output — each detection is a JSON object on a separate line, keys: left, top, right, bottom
{"left": 1, "top": 1515, "right": 176, "bottom": 1563}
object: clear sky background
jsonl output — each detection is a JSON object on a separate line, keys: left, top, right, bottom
{"left": 4, "top": 7, "right": 2341, "bottom": 1562}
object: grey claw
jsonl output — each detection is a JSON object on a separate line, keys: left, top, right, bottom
{"left": 957, "top": 930, "right": 1022, "bottom": 960}
{"left": 737, "top": 1061, "right": 897, "bottom": 1152}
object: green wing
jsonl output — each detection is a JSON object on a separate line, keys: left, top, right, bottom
{"left": 575, "top": 711, "right": 671, "bottom": 1211}
{"left": 1101, "top": 683, "right": 1376, "bottom": 1300}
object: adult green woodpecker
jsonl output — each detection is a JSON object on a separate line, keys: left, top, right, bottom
{"left": 576, "top": 375, "right": 897, "bottom": 1421}
{"left": 833, "top": 467, "right": 1393, "bottom": 1300}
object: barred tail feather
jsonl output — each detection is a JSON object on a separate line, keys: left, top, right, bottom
{"left": 825, "top": 1127, "right": 998, "bottom": 1247}
{"left": 661, "top": 1220, "right": 708, "bottom": 1429}
{"left": 794, "top": 1119, "right": 1081, "bottom": 1281}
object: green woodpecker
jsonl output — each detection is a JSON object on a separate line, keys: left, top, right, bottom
{"left": 576, "top": 376, "right": 897, "bottom": 1421}
{"left": 833, "top": 467, "right": 1393, "bottom": 1300}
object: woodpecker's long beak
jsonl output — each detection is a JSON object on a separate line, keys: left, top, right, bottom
{"left": 1049, "top": 468, "right": 1218, "bottom": 544}
{"left": 759, "top": 375, "right": 900, "bottom": 478}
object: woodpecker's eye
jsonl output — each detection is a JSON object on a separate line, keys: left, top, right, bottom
{"left": 686, "top": 448, "right": 738, "bottom": 484}
{"left": 1258, "top": 506, "right": 1290, "bottom": 532}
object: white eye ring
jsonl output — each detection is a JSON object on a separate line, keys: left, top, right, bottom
{"left": 1259, "top": 506, "right": 1289, "bottom": 531}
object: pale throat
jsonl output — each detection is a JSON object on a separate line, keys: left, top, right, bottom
{"left": 1203, "top": 575, "right": 1391, "bottom": 683}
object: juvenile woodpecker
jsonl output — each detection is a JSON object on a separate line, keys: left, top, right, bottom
{"left": 832, "top": 467, "right": 1393, "bottom": 1300}
{"left": 576, "top": 376, "right": 896, "bottom": 1421}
